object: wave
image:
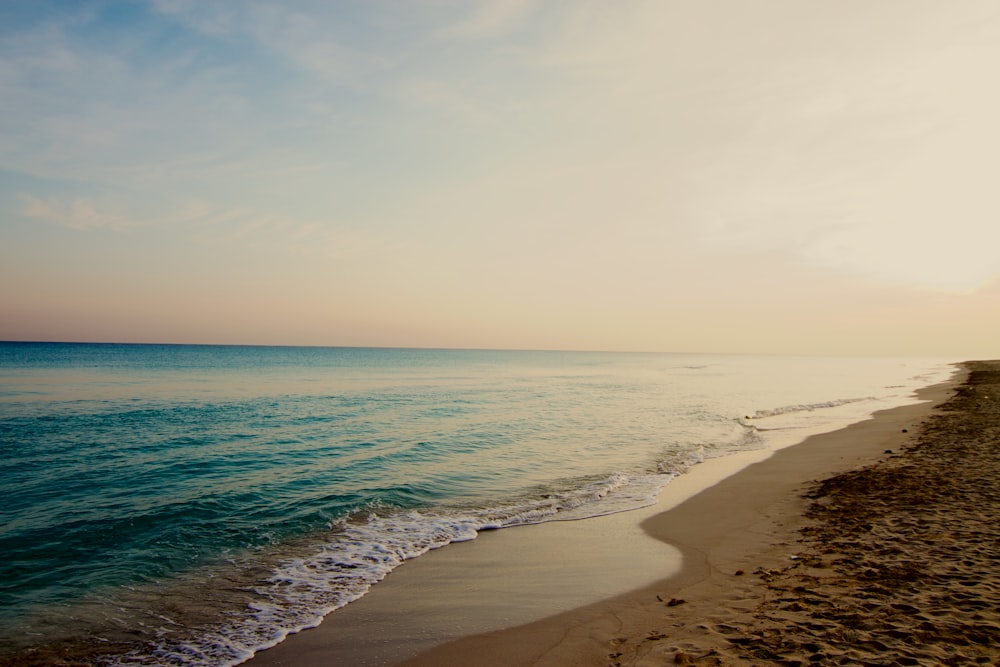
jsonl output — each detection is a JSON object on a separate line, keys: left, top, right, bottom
{"left": 104, "top": 470, "right": 676, "bottom": 667}
{"left": 739, "top": 397, "right": 875, "bottom": 423}
{"left": 105, "top": 439, "right": 726, "bottom": 666}
{"left": 100, "top": 398, "right": 872, "bottom": 666}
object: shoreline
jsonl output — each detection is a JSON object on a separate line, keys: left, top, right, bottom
{"left": 248, "top": 368, "right": 967, "bottom": 666}
{"left": 397, "top": 372, "right": 970, "bottom": 666}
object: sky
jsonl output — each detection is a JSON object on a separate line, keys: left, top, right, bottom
{"left": 1, "top": 0, "right": 998, "bottom": 356}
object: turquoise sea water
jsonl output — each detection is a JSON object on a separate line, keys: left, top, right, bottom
{"left": 0, "top": 343, "right": 953, "bottom": 665}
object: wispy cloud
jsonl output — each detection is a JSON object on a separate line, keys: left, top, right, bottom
{"left": 19, "top": 194, "right": 136, "bottom": 232}
{"left": 16, "top": 189, "right": 383, "bottom": 267}
{"left": 439, "top": 0, "right": 537, "bottom": 40}
{"left": 251, "top": 7, "right": 375, "bottom": 83}
{"left": 147, "top": 0, "right": 242, "bottom": 37}
{"left": 150, "top": 1, "right": 381, "bottom": 84}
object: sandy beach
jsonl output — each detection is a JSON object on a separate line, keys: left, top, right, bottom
{"left": 248, "top": 360, "right": 999, "bottom": 666}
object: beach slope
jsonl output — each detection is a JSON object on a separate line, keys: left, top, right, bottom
{"left": 403, "top": 361, "right": 999, "bottom": 666}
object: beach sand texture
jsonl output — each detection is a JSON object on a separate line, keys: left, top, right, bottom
{"left": 401, "top": 362, "right": 999, "bottom": 666}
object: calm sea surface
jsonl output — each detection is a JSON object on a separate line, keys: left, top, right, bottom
{"left": 0, "top": 343, "right": 953, "bottom": 665}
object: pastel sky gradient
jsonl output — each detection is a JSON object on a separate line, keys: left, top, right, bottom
{"left": 2, "top": 0, "right": 998, "bottom": 356}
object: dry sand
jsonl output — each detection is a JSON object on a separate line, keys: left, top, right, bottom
{"left": 398, "top": 361, "right": 1000, "bottom": 666}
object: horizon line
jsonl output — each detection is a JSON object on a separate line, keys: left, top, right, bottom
{"left": 0, "top": 339, "right": 968, "bottom": 360}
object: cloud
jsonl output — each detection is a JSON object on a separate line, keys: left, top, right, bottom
{"left": 147, "top": 0, "right": 242, "bottom": 37}
{"left": 150, "top": 1, "right": 378, "bottom": 84}
{"left": 246, "top": 6, "right": 373, "bottom": 83}
{"left": 18, "top": 193, "right": 254, "bottom": 234}
{"left": 19, "top": 194, "right": 135, "bottom": 232}
{"left": 16, "top": 189, "right": 383, "bottom": 270}
{"left": 439, "top": 0, "right": 537, "bottom": 40}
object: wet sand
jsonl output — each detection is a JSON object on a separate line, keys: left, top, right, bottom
{"left": 247, "top": 362, "right": 1000, "bottom": 666}
{"left": 399, "top": 361, "right": 1000, "bottom": 666}
{"left": 246, "top": 430, "right": 784, "bottom": 666}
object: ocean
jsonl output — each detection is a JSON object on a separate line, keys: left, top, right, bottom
{"left": 0, "top": 343, "right": 953, "bottom": 665}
